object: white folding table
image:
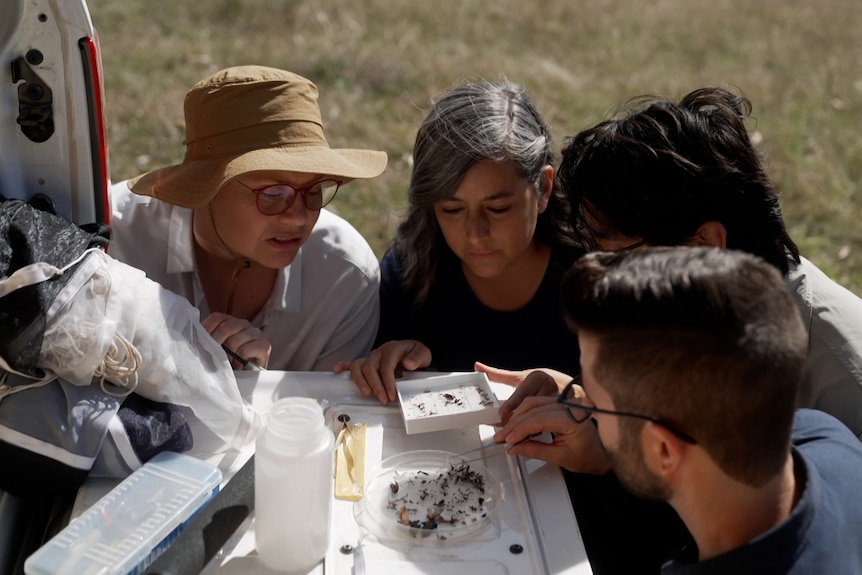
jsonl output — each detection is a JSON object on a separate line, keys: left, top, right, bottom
{"left": 73, "top": 371, "right": 593, "bottom": 575}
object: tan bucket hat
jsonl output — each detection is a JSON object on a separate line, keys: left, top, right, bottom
{"left": 128, "top": 66, "right": 388, "bottom": 208}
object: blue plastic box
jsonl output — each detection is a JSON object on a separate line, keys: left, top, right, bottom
{"left": 25, "top": 451, "right": 222, "bottom": 575}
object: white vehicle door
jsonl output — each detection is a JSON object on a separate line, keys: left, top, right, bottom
{"left": 1, "top": 1, "right": 108, "bottom": 573}
{"left": 0, "top": 0, "right": 109, "bottom": 225}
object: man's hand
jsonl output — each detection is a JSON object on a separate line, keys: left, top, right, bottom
{"left": 494, "top": 395, "right": 610, "bottom": 474}
{"left": 474, "top": 362, "right": 576, "bottom": 423}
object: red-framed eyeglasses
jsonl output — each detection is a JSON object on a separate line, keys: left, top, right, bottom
{"left": 237, "top": 179, "right": 342, "bottom": 215}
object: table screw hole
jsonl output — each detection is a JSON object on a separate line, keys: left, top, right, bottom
{"left": 337, "top": 414, "right": 350, "bottom": 423}
{"left": 339, "top": 544, "right": 354, "bottom": 554}
{"left": 509, "top": 544, "right": 524, "bottom": 554}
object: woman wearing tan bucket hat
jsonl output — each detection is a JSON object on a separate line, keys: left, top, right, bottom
{"left": 109, "top": 65, "right": 388, "bottom": 371}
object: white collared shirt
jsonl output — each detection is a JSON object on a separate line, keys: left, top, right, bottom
{"left": 108, "top": 180, "right": 380, "bottom": 371}
{"left": 788, "top": 256, "right": 862, "bottom": 439}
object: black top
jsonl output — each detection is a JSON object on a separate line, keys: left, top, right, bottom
{"left": 376, "top": 244, "right": 584, "bottom": 375}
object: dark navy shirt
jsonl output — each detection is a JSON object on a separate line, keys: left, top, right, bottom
{"left": 376, "top": 244, "right": 584, "bottom": 375}
{"left": 662, "top": 409, "right": 862, "bottom": 575}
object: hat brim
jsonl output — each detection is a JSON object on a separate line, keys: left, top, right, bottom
{"left": 128, "top": 146, "right": 388, "bottom": 208}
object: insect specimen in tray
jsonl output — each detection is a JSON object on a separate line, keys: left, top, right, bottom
{"left": 476, "top": 386, "right": 496, "bottom": 407}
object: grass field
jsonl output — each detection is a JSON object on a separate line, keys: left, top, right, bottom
{"left": 90, "top": 0, "right": 862, "bottom": 294}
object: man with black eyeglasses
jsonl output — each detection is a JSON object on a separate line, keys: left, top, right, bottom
{"left": 495, "top": 246, "right": 862, "bottom": 574}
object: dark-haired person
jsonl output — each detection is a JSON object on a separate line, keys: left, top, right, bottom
{"left": 335, "top": 80, "right": 584, "bottom": 402}
{"left": 559, "top": 86, "right": 862, "bottom": 438}
{"left": 497, "top": 247, "right": 862, "bottom": 574}
{"left": 109, "top": 66, "right": 388, "bottom": 370}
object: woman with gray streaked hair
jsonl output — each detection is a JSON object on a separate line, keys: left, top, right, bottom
{"left": 335, "top": 80, "right": 583, "bottom": 403}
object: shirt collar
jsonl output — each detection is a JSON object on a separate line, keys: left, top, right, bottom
{"left": 167, "top": 204, "right": 196, "bottom": 274}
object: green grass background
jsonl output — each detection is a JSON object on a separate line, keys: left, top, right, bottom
{"left": 90, "top": 0, "right": 862, "bottom": 294}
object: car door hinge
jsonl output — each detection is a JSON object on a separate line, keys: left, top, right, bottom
{"left": 11, "top": 53, "right": 55, "bottom": 143}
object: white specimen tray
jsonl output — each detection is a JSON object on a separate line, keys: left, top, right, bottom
{"left": 396, "top": 372, "right": 501, "bottom": 434}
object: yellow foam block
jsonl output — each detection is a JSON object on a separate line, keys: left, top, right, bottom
{"left": 334, "top": 423, "right": 366, "bottom": 501}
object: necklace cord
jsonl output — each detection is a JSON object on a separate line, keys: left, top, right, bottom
{"left": 207, "top": 204, "right": 251, "bottom": 315}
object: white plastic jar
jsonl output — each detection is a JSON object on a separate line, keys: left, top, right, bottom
{"left": 254, "top": 397, "right": 334, "bottom": 572}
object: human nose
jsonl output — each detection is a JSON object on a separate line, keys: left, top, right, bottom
{"left": 275, "top": 195, "right": 311, "bottom": 223}
{"left": 463, "top": 210, "right": 490, "bottom": 241}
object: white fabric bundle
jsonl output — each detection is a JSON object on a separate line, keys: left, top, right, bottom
{"left": 29, "top": 249, "right": 259, "bottom": 452}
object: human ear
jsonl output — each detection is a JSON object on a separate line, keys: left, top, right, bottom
{"left": 690, "top": 221, "right": 727, "bottom": 248}
{"left": 537, "top": 165, "right": 554, "bottom": 214}
{"left": 641, "top": 422, "right": 684, "bottom": 479}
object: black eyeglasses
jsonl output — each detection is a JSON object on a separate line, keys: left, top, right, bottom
{"left": 612, "top": 239, "right": 648, "bottom": 253}
{"left": 556, "top": 379, "right": 697, "bottom": 444}
{"left": 237, "top": 179, "right": 341, "bottom": 215}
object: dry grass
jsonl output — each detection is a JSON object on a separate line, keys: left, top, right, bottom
{"left": 90, "top": 0, "right": 862, "bottom": 293}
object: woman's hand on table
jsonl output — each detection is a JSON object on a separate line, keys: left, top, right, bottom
{"left": 493, "top": 395, "right": 611, "bottom": 474}
{"left": 333, "top": 339, "right": 432, "bottom": 404}
{"left": 202, "top": 312, "right": 271, "bottom": 369}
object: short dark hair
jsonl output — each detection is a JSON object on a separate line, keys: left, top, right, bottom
{"left": 561, "top": 247, "right": 807, "bottom": 486}
{"left": 559, "top": 87, "right": 799, "bottom": 274}
{"left": 393, "top": 80, "right": 574, "bottom": 307}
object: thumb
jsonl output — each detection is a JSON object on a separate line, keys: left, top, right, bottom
{"left": 402, "top": 342, "right": 432, "bottom": 371}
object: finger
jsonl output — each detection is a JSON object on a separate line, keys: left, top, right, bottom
{"left": 496, "top": 397, "right": 561, "bottom": 442}
{"left": 495, "top": 416, "right": 549, "bottom": 447}
{"left": 212, "top": 318, "right": 268, "bottom": 366}
{"left": 499, "top": 381, "right": 544, "bottom": 422}
{"left": 207, "top": 314, "right": 261, "bottom": 349}
{"left": 376, "top": 341, "right": 428, "bottom": 402}
{"left": 200, "top": 312, "right": 232, "bottom": 343}
{"left": 234, "top": 338, "right": 270, "bottom": 369}
{"left": 360, "top": 354, "right": 390, "bottom": 404}
{"left": 501, "top": 370, "right": 563, "bottom": 419}
{"left": 347, "top": 361, "right": 373, "bottom": 397}
{"left": 498, "top": 392, "right": 524, "bottom": 423}
{"left": 506, "top": 439, "right": 567, "bottom": 467}
{"left": 376, "top": 344, "right": 411, "bottom": 402}
{"left": 474, "top": 361, "right": 524, "bottom": 386}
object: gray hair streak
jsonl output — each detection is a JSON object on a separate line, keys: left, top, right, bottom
{"left": 393, "top": 80, "right": 573, "bottom": 307}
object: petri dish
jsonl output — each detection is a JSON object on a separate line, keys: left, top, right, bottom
{"left": 355, "top": 450, "right": 503, "bottom": 544}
